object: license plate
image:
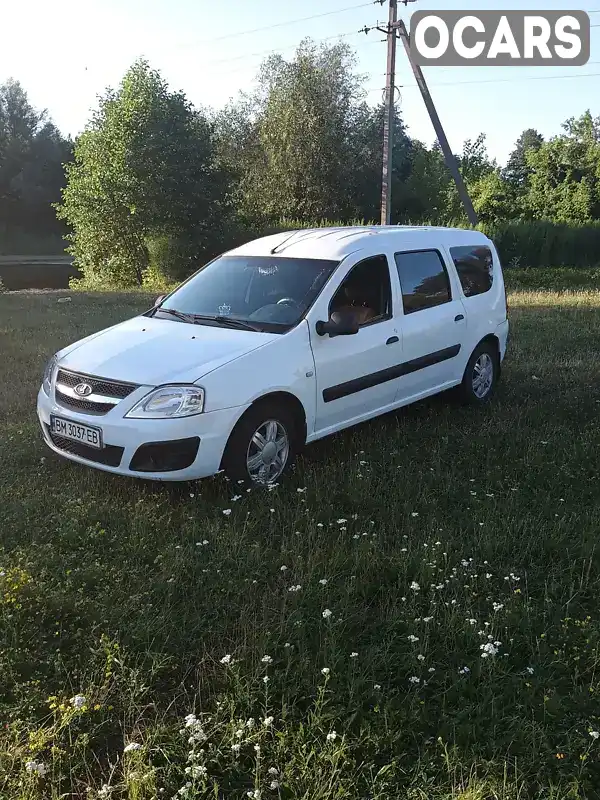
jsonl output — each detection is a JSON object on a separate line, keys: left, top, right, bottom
{"left": 50, "top": 415, "right": 103, "bottom": 449}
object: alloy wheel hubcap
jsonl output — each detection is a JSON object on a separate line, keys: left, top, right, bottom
{"left": 246, "top": 420, "right": 289, "bottom": 484}
{"left": 472, "top": 353, "right": 494, "bottom": 399}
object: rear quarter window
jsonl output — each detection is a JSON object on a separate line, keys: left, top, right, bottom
{"left": 450, "top": 245, "right": 493, "bottom": 297}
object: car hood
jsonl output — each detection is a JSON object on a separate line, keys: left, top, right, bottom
{"left": 58, "top": 316, "right": 277, "bottom": 385}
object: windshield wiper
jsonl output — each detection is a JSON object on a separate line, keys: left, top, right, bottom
{"left": 155, "top": 307, "right": 196, "bottom": 323}
{"left": 194, "top": 315, "right": 262, "bottom": 332}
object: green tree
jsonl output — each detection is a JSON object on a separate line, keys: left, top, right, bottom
{"left": 470, "top": 170, "right": 517, "bottom": 224}
{"left": 58, "top": 59, "right": 226, "bottom": 287}
{"left": 217, "top": 40, "right": 371, "bottom": 223}
{"left": 525, "top": 111, "right": 600, "bottom": 223}
{"left": 503, "top": 128, "right": 544, "bottom": 190}
{"left": 0, "top": 79, "right": 71, "bottom": 245}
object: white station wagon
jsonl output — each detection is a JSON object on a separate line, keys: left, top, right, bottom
{"left": 38, "top": 226, "right": 509, "bottom": 485}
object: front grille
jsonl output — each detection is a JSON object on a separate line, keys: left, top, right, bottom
{"left": 46, "top": 425, "right": 124, "bottom": 467}
{"left": 55, "top": 390, "right": 115, "bottom": 415}
{"left": 55, "top": 369, "right": 139, "bottom": 416}
{"left": 56, "top": 370, "right": 137, "bottom": 399}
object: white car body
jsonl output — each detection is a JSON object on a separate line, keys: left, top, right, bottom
{"left": 37, "top": 226, "right": 509, "bottom": 481}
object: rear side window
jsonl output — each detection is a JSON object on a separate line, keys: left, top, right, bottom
{"left": 394, "top": 250, "right": 451, "bottom": 315}
{"left": 450, "top": 245, "right": 493, "bottom": 297}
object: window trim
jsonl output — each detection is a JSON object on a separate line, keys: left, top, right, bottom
{"left": 394, "top": 248, "right": 453, "bottom": 316}
{"left": 328, "top": 254, "right": 393, "bottom": 328}
{"left": 449, "top": 244, "right": 494, "bottom": 299}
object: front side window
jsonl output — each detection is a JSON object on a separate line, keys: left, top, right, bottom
{"left": 394, "top": 250, "right": 451, "bottom": 314}
{"left": 450, "top": 245, "right": 493, "bottom": 297}
{"left": 158, "top": 255, "right": 339, "bottom": 332}
{"left": 329, "top": 255, "right": 392, "bottom": 327}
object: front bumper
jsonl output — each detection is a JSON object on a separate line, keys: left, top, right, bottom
{"left": 37, "top": 385, "right": 248, "bottom": 481}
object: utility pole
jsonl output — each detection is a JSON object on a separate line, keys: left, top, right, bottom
{"left": 380, "top": 0, "right": 397, "bottom": 226}
{"left": 396, "top": 19, "right": 478, "bottom": 225}
{"left": 365, "top": 0, "right": 478, "bottom": 226}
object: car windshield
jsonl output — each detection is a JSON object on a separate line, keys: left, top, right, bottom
{"left": 157, "top": 255, "right": 339, "bottom": 332}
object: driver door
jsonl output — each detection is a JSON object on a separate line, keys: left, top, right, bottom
{"left": 307, "top": 254, "right": 402, "bottom": 436}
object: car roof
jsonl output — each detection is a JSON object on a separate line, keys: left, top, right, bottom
{"left": 226, "top": 226, "right": 492, "bottom": 262}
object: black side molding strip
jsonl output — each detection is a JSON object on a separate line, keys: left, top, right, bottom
{"left": 323, "top": 344, "right": 461, "bottom": 403}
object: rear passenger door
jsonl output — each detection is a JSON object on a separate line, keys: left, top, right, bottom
{"left": 393, "top": 248, "right": 467, "bottom": 402}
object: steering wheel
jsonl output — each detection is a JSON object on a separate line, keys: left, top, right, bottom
{"left": 276, "top": 297, "right": 300, "bottom": 309}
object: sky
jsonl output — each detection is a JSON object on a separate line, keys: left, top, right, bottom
{"left": 2, "top": 0, "right": 599, "bottom": 165}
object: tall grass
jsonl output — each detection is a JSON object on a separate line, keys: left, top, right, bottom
{"left": 3, "top": 288, "right": 600, "bottom": 797}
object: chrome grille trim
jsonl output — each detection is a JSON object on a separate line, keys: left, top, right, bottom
{"left": 56, "top": 369, "right": 138, "bottom": 399}
{"left": 55, "top": 383, "right": 119, "bottom": 406}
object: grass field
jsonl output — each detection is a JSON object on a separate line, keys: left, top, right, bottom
{"left": 2, "top": 285, "right": 600, "bottom": 799}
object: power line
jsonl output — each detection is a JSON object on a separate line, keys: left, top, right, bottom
{"left": 366, "top": 69, "right": 600, "bottom": 95}
{"left": 196, "top": 29, "right": 363, "bottom": 69}
{"left": 188, "top": 1, "right": 376, "bottom": 47}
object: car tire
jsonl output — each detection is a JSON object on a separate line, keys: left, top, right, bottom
{"left": 459, "top": 341, "right": 499, "bottom": 405}
{"left": 222, "top": 401, "right": 299, "bottom": 487}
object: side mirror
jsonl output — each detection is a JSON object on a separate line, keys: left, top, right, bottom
{"left": 155, "top": 295, "right": 166, "bottom": 307}
{"left": 316, "top": 313, "right": 360, "bottom": 338}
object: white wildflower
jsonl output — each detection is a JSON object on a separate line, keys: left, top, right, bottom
{"left": 417, "top": 654, "right": 425, "bottom": 661}
{"left": 263, "top": 716, "right": 274, "bottom": 727}
{"left": 374, "top": 683, "right": 381, "bottom": 690}
{"left": 185, "top": 765, "right": 207, "bottom": 778}
{"left": 410, "top": 581, "right": 420, "bottom": 591}
{"left": 459, "top": 666, "right": 470, "bottom": 675}
{"left": 492, "top": 602, "right": 504, "bottom": 612}
{"left": 408, "top": 676, "right": 420, "bottom": 684}
{"left": 467, "top": 618, "right": 477, "bottom": 625}
{"left": 268, "top": 767, "right": 279, "bottom": 776}
{"left": 263, "top": 675, "right": 270, "bottom": 684}
{"left": 280, "top": 565, "right": 288, "bottom": 572}
{"left": 254, "top": 744, "right": 261, "bottom": 753}
{"left": 321, "top": 667, "right": 330, "bottom": 676}
{"left": 222, "top": 509, "right": 232, "bottom": 516}
{"left": 232, "top": 494, "right": 242, "bottom": 501}
{"left": 98, "top": 786, "right": 112, "bottom": 799}
{"left": 123, "top": 742, "right": 141, "bottom": 753}
{"left": 231, "top": 743, "right": 241, "bottom": 754}
{"left": 526, "top": 666, "right": 535, "bottom": 675}
{"left": 337, "top": 519, "right": 347, "bottom": 524}
{"left": 319, "top": 578, "right": 328, "bottom": 586}
{"left": 322, "top": 608, "right": 333, "bottom": 619}
{"left": 350, "top": 652, "right": 358, "bottom": 658}
{"left": 70, "top": 694, "right": 86, "bottom": 709}
{"left": 326, "top": 731, "right": 337, "bottom": 741}
{"left": 407, "top": 634, "right": 419, "bottom": 643}
{"left": 246, "top": 718, "right": 255, "bottom": 729}
{"left": 25, "top": 760, "right": 47, "bottom": 777}
{"left": 220, "top": 654, "right": 234, "bottom": 665}
{"left": 423, "top": 616, "right": 433, "bottom": 623}
{"left": 288, "top": 584, "right": 302, "bottom": 592}
{"left": 261, "top": 655, "right": 273, "bottom": 664}
{"left": 590, "top": 730, "right": 600, "bottom": 740}
{"left": 270, "top": 780, "right": 280, "bottom": 789}
{"left": 480, "top": 642, "right": 499, "bottom": 658}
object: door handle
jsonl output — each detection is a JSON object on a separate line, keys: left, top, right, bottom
{"left": 454, "top": 314, "right": 465, "bottom": 322}
{"left": 386, "top": 336, "right": 399, "bottom": 345}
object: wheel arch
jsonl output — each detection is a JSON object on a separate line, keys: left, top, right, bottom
{"left": 221, "top": 391, "right": 308, "bottom": 468}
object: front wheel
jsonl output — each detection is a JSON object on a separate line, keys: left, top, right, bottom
{"left": 458, "top": 342, "right": 499, "bottom": 405}
{"left": 222, "top": 402, "right": 298, "bottom": 486}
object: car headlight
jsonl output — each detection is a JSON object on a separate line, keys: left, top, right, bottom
{"left": 42, "top": 354, "right": 58, "bottom": 395}
{"left": 125, "top": 386, "right": 205, "bottom": 419}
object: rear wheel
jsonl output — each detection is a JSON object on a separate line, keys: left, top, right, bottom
{"left": 222, "top": 402, "right": 298, "bottom": 486}
{"left": 459, "top": 342, "right": 499, "bottom": 405}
